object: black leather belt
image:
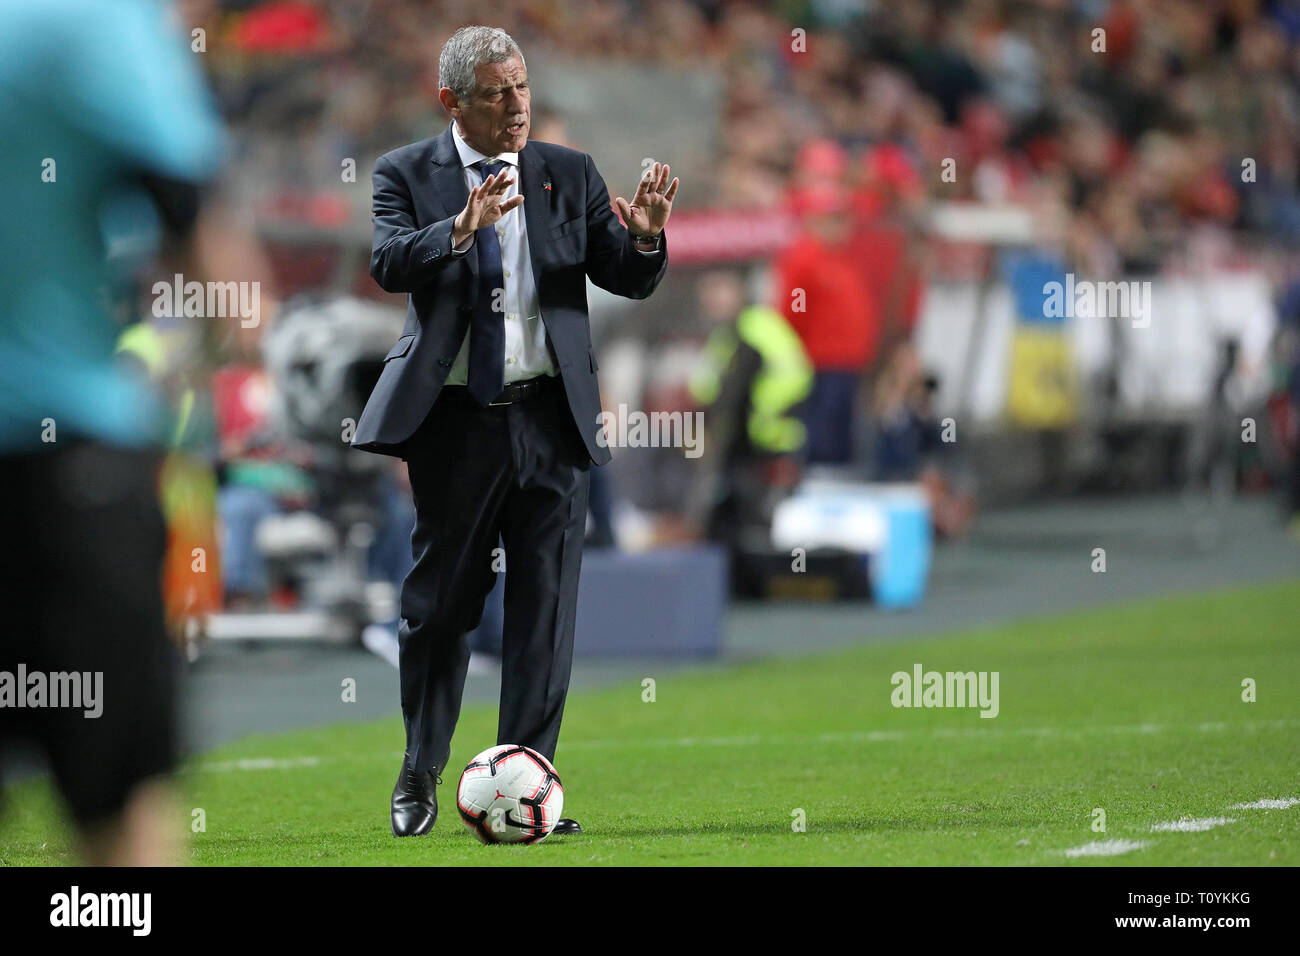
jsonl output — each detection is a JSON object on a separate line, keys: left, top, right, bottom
{"left": 441, "top": 375, "right": 559, "bottom": 406}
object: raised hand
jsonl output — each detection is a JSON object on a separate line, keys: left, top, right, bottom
{"left": 453, "top": 171, "right": 524, "bottom": 245}
{"left": 614, "top": 162, "right": 679, "bottom": 239}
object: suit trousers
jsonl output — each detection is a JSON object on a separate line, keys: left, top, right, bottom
{"left": 397, "top": 377, "right": 590, "bottom": 774}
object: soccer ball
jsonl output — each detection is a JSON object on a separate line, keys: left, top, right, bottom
{"left": 456, "top": 745, "right": 565, "bottom": 844}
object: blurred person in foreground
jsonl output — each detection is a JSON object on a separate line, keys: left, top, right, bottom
{"left": 0, "top": 0, "right": 250, "bottom": 865}
{"left": 351, "top": 26, "right": 676, "bottom": 838}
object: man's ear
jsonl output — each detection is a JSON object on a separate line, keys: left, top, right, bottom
{"left": 437, "top": 87, "right": 460, "bottom": 117}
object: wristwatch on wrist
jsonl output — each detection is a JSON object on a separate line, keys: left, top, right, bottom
{"left": 632, "top": 231, "right": 661, "bottom": 249}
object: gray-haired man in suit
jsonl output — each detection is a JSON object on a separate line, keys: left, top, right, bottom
{"left": 351, "top": 25, "right": 678, "bottom": 838}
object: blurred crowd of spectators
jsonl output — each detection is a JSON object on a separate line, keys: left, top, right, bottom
{"left": 186, "top": 0, "right": 1300, "bottom": 261}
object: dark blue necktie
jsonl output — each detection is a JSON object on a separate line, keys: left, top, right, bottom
{"left": 468, "top": 160, "right": 508, "bottom": 406}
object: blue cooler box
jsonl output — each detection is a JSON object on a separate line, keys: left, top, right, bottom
{"left": 771, "top": 481, "right": 932, "bottom": 608}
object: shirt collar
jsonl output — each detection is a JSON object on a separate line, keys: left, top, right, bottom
{"left": 450, "top": 122, "right": 519, "bottom": 169}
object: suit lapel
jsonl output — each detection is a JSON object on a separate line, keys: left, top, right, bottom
{"left": 519, "top": 144, "right": 552, "bottom": 279}
{"left": 430, "top": 127, "right": 477, "bottom": 282}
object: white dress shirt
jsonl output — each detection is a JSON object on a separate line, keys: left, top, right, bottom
{"left": 445, "top": 122, "right": 555, "bottom": 385}
{"left": 443, "top": 122, "right": 661, "bottom": 386}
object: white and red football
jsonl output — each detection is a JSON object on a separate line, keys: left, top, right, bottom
{"left": 456, "top": 744, "right": 565, "bottom": 844}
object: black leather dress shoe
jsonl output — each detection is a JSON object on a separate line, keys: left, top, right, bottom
{"left": 391, "top": 757, "right": 439, "bottom": 837}
{"left": 552, "top": 818, "right": 582, "bottom": 836}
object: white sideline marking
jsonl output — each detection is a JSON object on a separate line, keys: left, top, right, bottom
{"left": 188, "top": 719, "right": 1300, "bottom": 771}
{"left": 819, "top": 730, "right": 906, "bottom": 742}
{"left": 1064, "top": 839, "right": 1149, "bottom": 858}
{"left": 560, "top": 717, "right": 1300, "bottom": 750}
{"left": 672, "top": 735, "right": 764, "bottom": 747}
{"left": 1229, "top": 797, "right": 1300, "bottom": 810}
{"left": 198, "top": 756, "right": 322, "bottom": 773}
{"left": 1150, "top": 816, "right": 1236, "bottom": 833}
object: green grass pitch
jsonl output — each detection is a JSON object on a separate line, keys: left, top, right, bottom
{"left": 3, "top": 579, "right": 1298, "bottom": 865}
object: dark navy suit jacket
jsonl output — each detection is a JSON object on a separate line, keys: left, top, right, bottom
{"left": 351, "top": 126, "right": 668, "bottom": 463}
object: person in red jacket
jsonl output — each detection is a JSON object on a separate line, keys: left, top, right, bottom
{"left": 851, "top": 143, "right": 926, "bottom": 355}
{"left": 774, "top": 181, "right": 880, "bottom": 464}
